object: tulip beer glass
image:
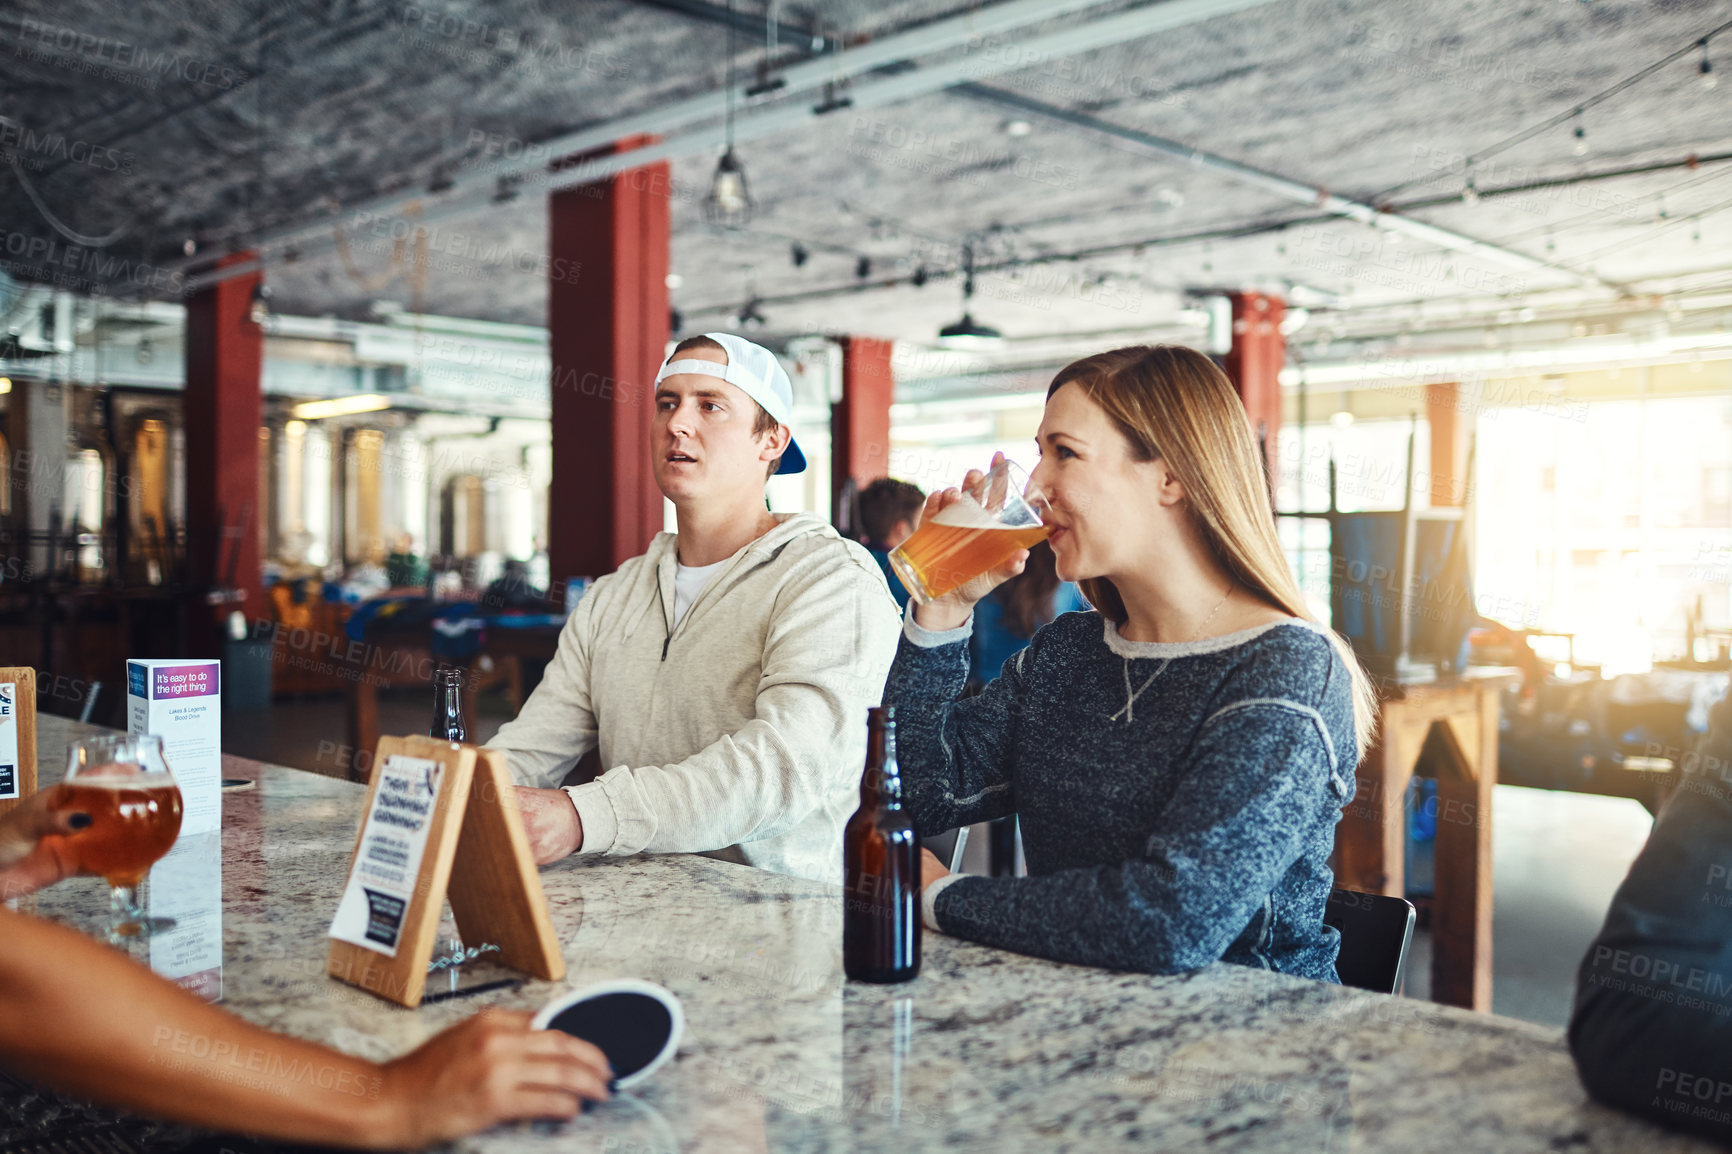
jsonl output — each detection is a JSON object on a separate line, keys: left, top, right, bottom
{"left": 59, "top": 733, "right": 184, "bottom": 941}
{"left": 889, "top": 458, "right": 1051, "bottom": 604}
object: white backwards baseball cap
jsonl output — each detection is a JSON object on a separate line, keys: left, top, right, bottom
{"left": 655, "top": 332, "right": 806, "bottom": 475}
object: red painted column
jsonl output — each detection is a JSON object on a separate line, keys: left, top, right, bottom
{"left": 547, "top": 137, "right": 670, "bottom": 580}
{"left": 1426, "top": 381, "right": 1469, "bottom": 507}
{"left": 832, "top": 336, "right": 895, "bottom": 517}
{"left": 1222, "top": 291, "right": 1285, "bottom": 484}
{"left": 183, "top": 252, "right": 264, "bottom": 637}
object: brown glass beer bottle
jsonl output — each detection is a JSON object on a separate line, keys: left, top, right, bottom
{"left": 843, "top": 706, "right": 921, "bottom": 983}
{"left": 431, "top": 666, "right": 466, "bottom": 741}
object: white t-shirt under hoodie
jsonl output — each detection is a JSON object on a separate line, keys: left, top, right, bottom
{"left": 672, "top": 557, "right": 729, "bottom": 628}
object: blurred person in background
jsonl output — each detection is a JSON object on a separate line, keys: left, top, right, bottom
{"left": 857, "top": 477, "right": 926, "bottom": 610}
{"left": 968, "top": 540, "right": 1088, "bottom": 693}
{"left": 0, "top": 790, "right": 611, "bottom": 1149}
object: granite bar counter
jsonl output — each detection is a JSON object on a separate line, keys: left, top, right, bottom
{"left": 17, "top": 716, "right": 1715, "bottom": 1153}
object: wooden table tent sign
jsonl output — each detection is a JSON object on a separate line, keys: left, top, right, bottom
{"left": 0, "top": 668, "right": 37, "bottom": 823}
{"left": 327, "top": 735, "right": 565, "bottom": 1007}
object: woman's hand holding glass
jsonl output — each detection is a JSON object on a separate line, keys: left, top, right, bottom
{"left": 907, "top": 453, "right": 1041, "bottom": 633}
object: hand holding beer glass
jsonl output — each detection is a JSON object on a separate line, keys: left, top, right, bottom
{"left": 890, "top": 454, "right": 1051, "bottom": 630}
{"left": 55, "top": 734, "right": 184, "bottom": 942}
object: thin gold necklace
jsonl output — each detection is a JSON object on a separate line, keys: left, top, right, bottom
{"left": 1191, "top": 581, "right": 1234, "bottom": 642}
{"left": 1111, "top": 582, "right": 1236, "bottom": 723}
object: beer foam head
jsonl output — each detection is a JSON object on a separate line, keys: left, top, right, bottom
{"left": 71, "top": 764, "right": 161, "bottom": 786}
{"left": 71, "top": 775, "right": 162, "bottom": 788}
{"left": 931, "top": 498, "right": 1010, "bottom": 529}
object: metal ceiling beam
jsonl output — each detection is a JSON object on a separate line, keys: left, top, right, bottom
{"left": 185, "top": 0, "right": 1282, "bottom": 292}
{"left": 170, "top": 0, "right": 1133, "bottom": 283}
{"left": 525, "top": 0, "right": 1287, "bottom": 189}
{"left": 953, "top": 83, "right": 1620, "bottom": 294}
{"left": 629, "top": 0, "right": 833, "bottom": 48}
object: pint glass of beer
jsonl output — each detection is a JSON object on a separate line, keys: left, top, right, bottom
{"left": 889, "top": 458, "right": 1050, "bottom": 604}
{"left": 58, "top": 733, "right": 184, "bottom": 941}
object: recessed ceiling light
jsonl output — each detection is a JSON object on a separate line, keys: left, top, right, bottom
{"left": 1003, "top": 119, "right": 1033, "bottom": 137}
{"left": 666, "top": 273, "right": 684, "bottom": 289}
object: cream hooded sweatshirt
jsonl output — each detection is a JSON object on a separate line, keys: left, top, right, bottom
{"left": 487, "top": 513, "right": 901, "bottom": 884}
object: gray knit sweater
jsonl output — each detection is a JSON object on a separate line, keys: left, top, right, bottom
{"left": 885, "top": 608, "right": 1358, "bottom": 981}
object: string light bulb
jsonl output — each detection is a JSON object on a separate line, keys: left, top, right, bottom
{"left": 1572, "top": 113, "right": 1589, "bottom": 156}
{"left": 1461, "top": 173, "right": 1480, "bottom": 205}
{"left": 1701, "top": 38, "right": 1717, "bottom": 89}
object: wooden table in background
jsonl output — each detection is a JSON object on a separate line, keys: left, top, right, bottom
{"left": 344, "top": 624, "right": 562, "bottom": 779}
{"left": 1333, "top": 669, "right": 1516, "bottom": 1011}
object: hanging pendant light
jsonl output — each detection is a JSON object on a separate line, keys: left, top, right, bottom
{"left": 938, "top": 243, "right": 1002, "bottom": 347}
{"left": 705, "top": 2, "right": 753, "bottom": 228}
{"left": 706, "top": 147, "right": 751, "bottom": 225}
{"left": 938, "top": 313, "right": 1002, "bottom": 344}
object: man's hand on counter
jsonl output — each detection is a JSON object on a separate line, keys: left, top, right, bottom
{"left": 514, "top": 787, "right": 584, "bottom": 864}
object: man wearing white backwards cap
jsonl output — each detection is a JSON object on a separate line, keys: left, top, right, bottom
{"left": 487, "top": 333, "right": 901, "bottom": 883}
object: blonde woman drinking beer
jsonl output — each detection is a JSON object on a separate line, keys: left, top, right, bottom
{"left": 885, "top": 345, "right": 1377, "bottom": 980}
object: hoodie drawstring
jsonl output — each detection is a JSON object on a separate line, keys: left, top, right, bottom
{"left": 657, "top": 580, "right": 672, "bottom": 661}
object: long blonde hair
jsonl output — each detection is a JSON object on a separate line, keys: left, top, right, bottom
{"left": 1049, "top": 345, "right": 1378, "bottom": 761}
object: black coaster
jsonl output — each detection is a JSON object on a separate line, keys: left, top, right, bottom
{"left": 532, "top": 980, "right": 684, "bottom": 1088}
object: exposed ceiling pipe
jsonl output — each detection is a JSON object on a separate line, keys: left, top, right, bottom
{"left": 169, "top": 0, "right": 1131, "bottom": 282}
{"left": 180, "top": 0, "right": 1282, "bottom": 292}
{"left": 953, "top": 83, "right": 1622, "bottom": 295}
{"left": 633, "top": 0, "right": 826, "bottom": 45}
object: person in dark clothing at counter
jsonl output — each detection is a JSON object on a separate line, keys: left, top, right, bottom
{"left": 858, "top": 476, "right": 926, "bottom": 610}
{"left": 886, "top": 345, "right": 1378, "bottom": 980}
{"left": 1568, "top": 691, "right": 1732, "bottom": 1146}
{"left": 0, "top": 789, "right": 612, "bottom": 1149}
